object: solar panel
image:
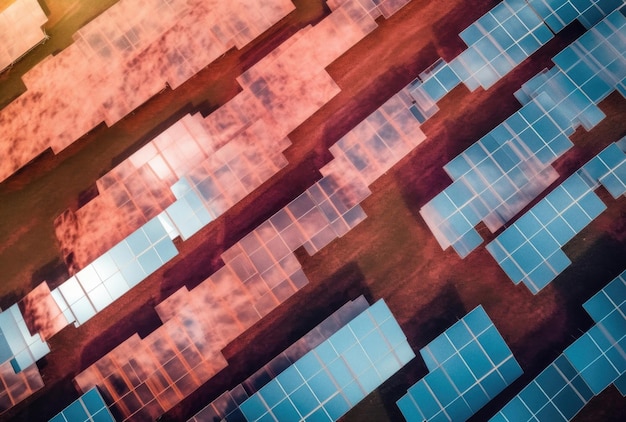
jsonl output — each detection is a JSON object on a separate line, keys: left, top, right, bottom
{"left": 323, "top": 91, "right": 426, "bottom": 187}
{"left": 491, "top": 270, "right": 626, "bottom": 421}
{"left": 193, "top": 299, "right": 414, "bottom": 422}
{"left": 75, "top": 319, "right": 230, "bottom": 420}
{"left": 50, "top": 216, "right": 179, "bottom": 328}
{"left": 408, "top": 59, "right": 462, "bottom": 105}
{"left": 0, "top": 0, "right": 48, "bottom": 72}
{"left": 397, "top": 306, "right": 522, "bottom": 421}
{"left": 491, "top": 354, "right": 594, "bottom": 422}
{"left": 527, "top": 0, "right": 625, "bottom": 32}
{"left": 564, "top": 270, "right": 626, "bottom": 393}
{"left": 420, "top": 91, "right": 572, "bottom": 258}
{"left": 190, "top": 297, "right": 371, "bottom": 421}
{"left": 580, "top": 140, "right": 626, "bottom": 197}
{"left": 517, "top": 10, "right": 626, "bottom": 130}
{"left": 0, "top": 304, "right": 49, "bottom": 372}
{"left": 488, "top": 139, "right": 626, "bottom": 293}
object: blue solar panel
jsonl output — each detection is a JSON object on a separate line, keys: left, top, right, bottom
{"left": 562, "top": 270, "right": 626, "bottom": 394}
{"left": 422, "top": 91, "right": 574, "bottom": 259}
{"left": 399, "top": 306, "right": 521, "bottom": 421}
{"left": 487, "top": 168, "right": 609, "bottom": 293}
{"left": 584, "top": 270, "right": 626, "bottom": 322}
{"left": 421, "top": 9, "right": 625, "bottom": 261}
{"left": 235, "top": 299, "right": 413, "bottom": 421}
{"left": 0, "top": 304, "right": 50, "bottom": 372}
{"left": 528, "top": 0, "right": 624, "bottom": 32}
{"left": 454, "top": 0, "right": 554, "bottom": 90}
{"left": 581, "top": 140, "right": 626, "bottom": 197}
{"left": 0, "top": 329, "right": 13, "bottom": 365}
{"left": 49, "top": 387, "right": 115, "bottom": 422}
{"left": 516, "top": 10, "right": 626, "bottom": 131}
{"left": 491, "top": 354, "right": 593, "bottom": 421}
{"left": 493, "top": 270, "right": 626, "bottom": 421}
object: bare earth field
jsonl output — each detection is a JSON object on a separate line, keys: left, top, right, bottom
{"left": 0, "top": 0, "right": 624, "bottom": 421}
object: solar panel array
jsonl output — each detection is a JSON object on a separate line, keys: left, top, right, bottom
{"left": 407, "top": 0, "right": 556, "bottom": 116}
{"left": 233, "top": 299, "right": 414, "bottom": 422}
{"left": 71, "top": 78, "right": 425, "bottom": 422}
{"left": 420, "top": 91, "right": 571, "bottom": 257}
{"left": 487, "top": 140, "right": 626, "bottom": 293}
{"left": 490, "top": 354, "right": 594, "bottom": 422}
{"left": 49, "top": 387, "right": 115, "bottom": 422}
{"left": 189, "top": 296, "right": 371, "bottom": 421}
{"left": 397, "top": 306, "right": 522, "bottom": 422}
{"left": 455, "top": 0, "right": 554, "bottom": 91}
{"left": 407, "top": 0, "right": 624, "bottom": 127}
{"left": 527, "top": 0, "right": 626, "bottom": 32}
{"left": 3, "top": 0, "right": 415, "bottom": 418}
{"left": 516, "top": 9, "right": 626, "bottom": 130}
{"left": 491, "top": 269, "right": 626, "bottom": 421}
{"left": 53, "top": 0, "right": 392, "bottom": 275}
{"left": 421, "top": 9, "right": 626, "bottom": 259}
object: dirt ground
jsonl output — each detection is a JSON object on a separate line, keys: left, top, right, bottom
{"left": 1, "top": 0, "right": 625, "bottom": 421}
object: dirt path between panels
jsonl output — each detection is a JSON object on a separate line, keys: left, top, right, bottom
{"left": 2, "top": 0, "right": 625, "bottom": 421}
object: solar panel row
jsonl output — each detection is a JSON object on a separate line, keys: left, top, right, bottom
{"left": 74, "top": 317, "right": 230, "bottom": 420}
{"left": 397, "top": 306, "right": 522, "bottom": 422}
{"left": 189, "top": 297, "right": 371, "bottom": 421}
{"left": 407, "top": 0, "right": 573, "bottom": 117}
{"left": 455, "top": 0, "right": 554, "bottom": 91}
{"left": 488, "top": 139, "right": 626, "bottom": 293}
{"left": 72, "top": 67, "right": 425, "bottom": 422}
{"left": 491, "top": 269, "right": 626, "bottom": 421}
{"left": 421, "top": 9, "right": 626, "bottom": 259}
{"left": 516, "top": 9, "right": 626, "bottom": 130}
{"left": 52, "top": 216, "right": 179, "bottom": 328}
{"left": 420, "top": 91, "right": 570, "bottom": 257}
{"left": 0, "top": 304, "right": 49, "bottom": 372}
{"left": 490, "top": 354, "right": 594, "bottom": 422}
{"left": 406, "top": 0, "right": 624, "bottom": 129}
{"left": 234, "top": 299, "right": 414, "bottom": 422}
{"left": 49, "top": 387, "right": 115, "bottom": 422}
{"left": 322, "top": 91, "right": 426, "bottom": 187}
